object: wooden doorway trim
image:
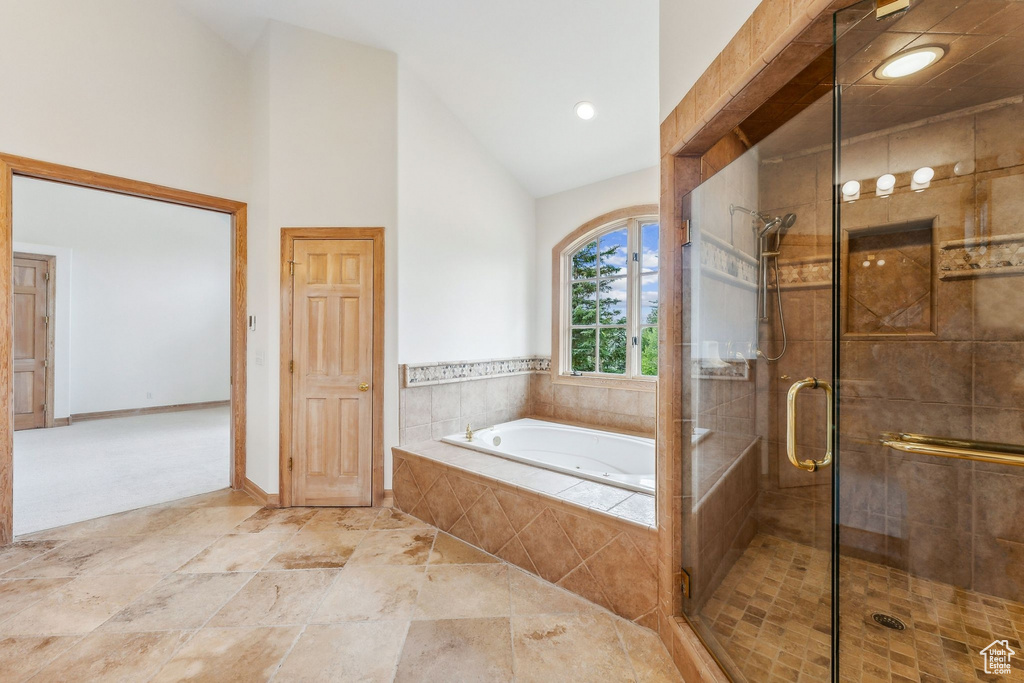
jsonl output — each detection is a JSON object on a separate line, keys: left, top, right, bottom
{"left": 0, "top": 153, "right": 248, "bottom": 545}
{"left": 279, "top": 227, "right": 385, "bottom": 509}
{"left": 12, "top": 251, "right": 56, "bottom": 429}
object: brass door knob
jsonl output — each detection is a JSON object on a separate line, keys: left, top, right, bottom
{"left": 358, "top": 383, "right": 370, "bottom": 392}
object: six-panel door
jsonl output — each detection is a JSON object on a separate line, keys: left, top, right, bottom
{"left": 291, "top": 239, "right": 374, "bottom": 506}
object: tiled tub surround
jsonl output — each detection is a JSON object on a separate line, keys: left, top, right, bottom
{"left": 398, "top": 372, "right": 532, "bottom": 445}
{"left": 392, "top": 442, "right": 659, "bottom": 626}
{"left": 530, "top": 373, "right": 657, "bottom": 437}
{"left": 398, "top": 360, "right": 657, "bottom": 446}
{"left": 756, "top": 96, "right": 1024, "bottom": 603}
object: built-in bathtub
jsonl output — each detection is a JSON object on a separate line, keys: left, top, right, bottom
{"left": 440, "top": 418, "right": 666, "bottom": 494}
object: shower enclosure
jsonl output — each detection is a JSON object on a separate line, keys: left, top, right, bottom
{"left": 680, "top": 0, "right": 1024, "bottom": 679}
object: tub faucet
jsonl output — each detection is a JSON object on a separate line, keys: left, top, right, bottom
{"left": 466, "top": 424, "right": 474, "bottom": 441}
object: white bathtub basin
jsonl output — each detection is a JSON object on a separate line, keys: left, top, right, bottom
{"left": 441, "top": 418, "right": 656, "bottom": 494}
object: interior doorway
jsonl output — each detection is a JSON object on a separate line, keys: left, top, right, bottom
{"left": 279, "top": 228, "right": 385, "bottom": 508}
{"left": 0, "top": 153, "right": 248, "bottom": 545}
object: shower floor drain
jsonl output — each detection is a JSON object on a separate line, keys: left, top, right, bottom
{"left": 872, "top": 613, "right": 906, "bottom": 630}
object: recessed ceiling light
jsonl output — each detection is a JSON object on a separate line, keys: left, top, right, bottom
{"left": 575, "top": 102, "right": 596, "bottom": 120}
{"left": 875, "top": 45, "right": 946, "bottom": 80}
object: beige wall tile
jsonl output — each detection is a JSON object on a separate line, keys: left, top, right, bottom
{"left": 430, "top": 384, "right": 461, "bottom": 422}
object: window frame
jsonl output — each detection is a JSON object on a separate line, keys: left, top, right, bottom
{"left": 550, "top": 205, "right": 660, "bottom": 390}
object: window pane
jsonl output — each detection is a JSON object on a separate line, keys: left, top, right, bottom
{"left": 571, "top": 281, "right": 597, "bottom": 325}
{"left": 572, "top": 241, "right": 598, "bottom": 280}
{"left": 641, "top": 222, "right": 659, "bottom": 272}
{"left": 641, "top": 273, "right": 659, "bottom": 325}
{"left": 598, "top": 327, "right": 627, "bottom": 374}
{"left": 571, "top": 329, "right": 596, "bottom": 372}
{"left": 598, "top": 277, "right": 627, "bottom": 324}
{"left": 598, "top": 228, "right": 628, "bottom": 278}
{"left": 640, "top": 326, "right": 658, "bottom": 376}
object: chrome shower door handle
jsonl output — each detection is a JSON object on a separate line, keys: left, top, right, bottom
{"left": 786, "top": 377, "right": 834, "bottom": 472}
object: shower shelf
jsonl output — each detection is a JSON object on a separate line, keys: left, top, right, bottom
{"left": 880, "top": 432, "right": 1024, "bottom": 467}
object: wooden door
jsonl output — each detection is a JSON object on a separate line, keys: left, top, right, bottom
{"left": 291, "top": 239, "right": 374, "bottom": 505}
{"left": 13, "top": 256, "right": 50, "bottom": 430}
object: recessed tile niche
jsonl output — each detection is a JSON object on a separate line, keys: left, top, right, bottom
{"left": 844, "top": 219, "right": 935, "bottom": 336}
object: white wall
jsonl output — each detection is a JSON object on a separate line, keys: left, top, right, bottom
{"left": 12, "top": 177, "right": 232, "bottom": 416}
{"left": 397, "top": 65, "right": 536, "bottom": 364}
{"left": 245, "top": 22, "right": 400, "bottom": 494}
{"left": 0, "top": 0, "right": 250, "bottom": 201}
{"left": 533, "top": 167, "right": 660, "bottom": 354}
{"left": 659, "top": 0, "right": 761, "bottom": 122}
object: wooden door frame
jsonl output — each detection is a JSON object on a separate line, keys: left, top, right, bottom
{"left": 12, "top": 252, "right": 56, "bottom": 429}
{"left": 0, "top": 153, "right": 248, "bottom": 545}
{"left": 279, "top": 228, "right": 385, "bottom": 509}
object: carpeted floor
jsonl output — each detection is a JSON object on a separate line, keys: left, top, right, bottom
{"left": 13, "top": 406, "right": 229, "bottom": 536}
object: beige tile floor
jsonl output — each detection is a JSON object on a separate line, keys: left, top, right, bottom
{"left": 0, "top": 489, "right": 682, "bottom": 682}
{"left": 698, "top": 534, "right": 1024, "bottom": 683}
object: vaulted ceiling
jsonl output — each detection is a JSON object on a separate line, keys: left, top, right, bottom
{"left": 176, "top": 0, "right": 660, "bottom": 197}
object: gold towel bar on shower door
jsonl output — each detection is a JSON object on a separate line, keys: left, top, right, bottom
{"left": 786, "top": 377, "right": 833, "bottom": 472}
{"left": 880, "top": 432, "right": 1024, "bottom": 467}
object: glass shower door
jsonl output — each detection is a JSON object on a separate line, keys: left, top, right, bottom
{"left": 679, "top": 89, "right": 837, "bottom": 680}
{"left": 835, "top": 0, "right": 1024, "bottom": 679}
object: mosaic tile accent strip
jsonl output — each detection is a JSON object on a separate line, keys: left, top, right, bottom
{"left": 939, "top": 233, "right": 1024, "bottom": 280}
{"left": 695, "top": 534, "right": 1024, "bottom": 682}
{"left": 691, "top": 358, "right": 750, "bottom": 381}
{"left": 393, "top": 448, "right": 659, "bottom": 626}
{"left": 404, "top": 356, "right": 550, "bottom": 387}
{"left": 700, "top": 232, "right": 758, "bottom": 288}
{"left": 776, "top": 256, "right": 832, "bottom": 289}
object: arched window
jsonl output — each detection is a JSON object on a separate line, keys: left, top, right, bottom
{"left": 553, "top": 206, "right": 659, "bottom": 382}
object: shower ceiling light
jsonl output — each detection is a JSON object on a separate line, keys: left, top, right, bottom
{"left": 875, "top": 45, "right": 946, "bottom": 80}
{"left": 913, "top": 167, "right": 935, "bottom": 184}
{"left": 876, "top": 174, "right": 897, "bottom": 192}
{"left": 574, "top": 102, "right": 596, "bottom": 120}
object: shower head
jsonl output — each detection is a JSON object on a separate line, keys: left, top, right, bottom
{"left": 757, "top": 212, "right": 797, "bottom": 237}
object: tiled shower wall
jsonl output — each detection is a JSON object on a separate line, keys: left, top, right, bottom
{"left": 759, "top": 97, "right": 1024, "bottom": 601}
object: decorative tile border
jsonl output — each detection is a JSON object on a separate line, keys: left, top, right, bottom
{"left": 939, "top": 233, "right": 1024, "bottom": 280}
{"left": 691, "top": 358, "right": 750, "bottom": 381}
{"left": 700, "top": 232, "right": 758, "bottom": 289}
{"left": 403, "top": 356, "right": 550, "bottom": 387}
{"left": 776, "top": 256, "right": 832, "bottom": 289}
